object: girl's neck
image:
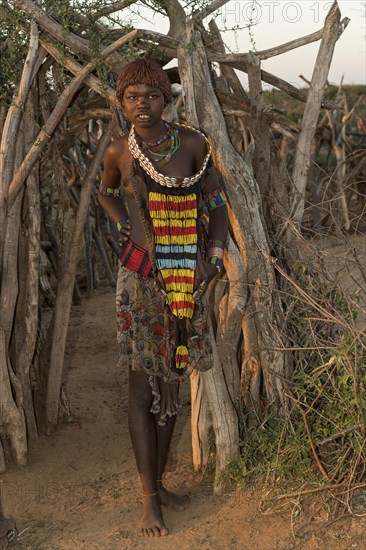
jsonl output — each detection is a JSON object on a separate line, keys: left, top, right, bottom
{"left": 134, "top": 120, "right": 167, "bottom": 142}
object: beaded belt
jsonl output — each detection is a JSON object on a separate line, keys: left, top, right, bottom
{"left": 120, "top": 240, "right": 153, "bottom": 278}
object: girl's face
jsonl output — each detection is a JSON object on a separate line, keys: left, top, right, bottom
{"left": 122, "top": 84, "right": 165, "bottom": 129}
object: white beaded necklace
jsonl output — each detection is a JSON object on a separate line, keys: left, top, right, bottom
{"left": 128, "top": 122, "right": 211, "bottom": 189}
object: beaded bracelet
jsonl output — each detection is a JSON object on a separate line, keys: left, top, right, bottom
{"left": 207, "top": 239, "right": 225, "bottom": 272}
{"left": 208, "top": 256, "right": 223, "bottom": 272}
{"left": 204, "top": 188, "right": 227, "bottom": 211}
{"left": 208, "top": 239, "right": 225, "bottom": 254}
{"left": 98, "top": 181, "right": 121, "bottom": 197}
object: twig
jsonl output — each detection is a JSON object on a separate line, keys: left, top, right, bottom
{"left": 264, "top": 481, "right": 366, "bottom": 502}
{"left": 289, "top": 393, "right": 331, "bottom": 481}
{"left": 319, "top": 425, "right": 363, "bottom": 446}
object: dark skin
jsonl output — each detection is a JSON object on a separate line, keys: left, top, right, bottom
{"left": 99, "top": 84, "right": 228, "bottom": 537}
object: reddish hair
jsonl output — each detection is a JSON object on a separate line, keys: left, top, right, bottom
{"left": 116, "top": 58, "right": 172, "bottom": 105}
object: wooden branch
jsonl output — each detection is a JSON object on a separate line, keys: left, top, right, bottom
{"left": 247, "top": 51, "right": 271, "bottom": 207}
{"left": 0, "top": 20, "right": 40, "bottom": 266}
{"left": 67, "top": 109, "right": 113, "bottom": 132}
{"left": 191, "top": 0, "right": 230, "bottom": 22}
{"left": 159, "top": 0, "right": 186, "bottom": 40}
{"left": 91, "top": 226, "right": 116, "bottom": 285}
{"left": 190, "top": 370, "right": 212, "bottom": 471}
{"left": 207, "top": 52, "right": 340, "bottom": 110}
{"left": 7, "top": 29, "right": 138, "bottom": 209}
{"left": 177, "top": 22, "right": 200, "bottom": 126}
{"left": 13, "top": 0, "right": 129, "bottom": 73}
{"left": 134, "top": 39, "right": 177, "bottom": 60}
{"left": 0, "top": 328, "right": 27, "bottom": 466}
{"left": 208, "top": 19, "right": 248, "bottom": 100}
{"left": 319, "top": 424, "right": 363, "bottom": 446}
{"left": 0, "top": 441, "right": 6, "bottom": 473}
{"left": 0, "top": 188, "right": 24, "bottom": 345}
{"left": 14, "top": 83, "right": 41, "bottom": 440}
{"left": 263, "top": 482, "right": 364, "bottom": 502}
{"left": 203, "top": 351, "right": 240, "bottom": 493}
{"left": 85, "top": 207, "right": 94, "bottom": 293}
{"left": 92, "top": 0, "right": 136, "bottom": 19}
{"left": 216, "top": 234, "right": 247, "bottom": 407}
{"left": 40, "top": 37, "right": 118, "bottom": 106}
{"left": 289, "top": 1, "right": 343, "bottom": 226}
{"left": 138, "top": 28, "right": 180, "bottom": 49}
{"left": 216, "top": 90, "right": 301, "bottom": 136}
{"left": 46, "top": 120, "right": 115, "bottom": 430}
{"left": 13, "top": 0, "right": 91, "bottom": 57}
{"left": 292, "top": 395, "right": 331, "bottom": 481}
{"left": 255, "top": 28, "right": 325, "bottom": 60}
{"left": 206, "top": 15, "right": 349, "bottom": 62}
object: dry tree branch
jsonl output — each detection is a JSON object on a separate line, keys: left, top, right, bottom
{"left": 216, "top": 90, "right": 301, "bottom": 136}
{"left": 207, "top": 53, "right": 341, "bottom": 111}
{"left": 319, "top": 424, "right": 363, "bottom": 446}
{"left": 288, "top": 392, "right": 331, "bottom": 481}
{"left": 7, "top": 29, "right": 139, "bottom": 209}
{"left": 289, "top": 1, "right": 345, "bottom": 227}
{"left": 191, "top": 0, "right": 230, "bottom": 22}
{"left": 13, "top": 0, "right": 91, "bottom": 56}
{"left": 263, "top": 481, "right": 366, "bottom": 502}
{"left": 159, "top": 0, "right": 186, "bottom": 40}
{"left": 12, "top": 0, "right": 129, "bottom": 72}
{"left": 92, "top": 0, "right": 137, "bottom": 19}
{"left": 39, "top": 36, "right": 118, "bottom": 106}
{"left": 265, "top": 254, "right": 365, "bottom": 344}
{"left": 248, "top": 17, "right": 348, "bottom": 61}
{"left": 46, "top": 119, "right": 116, "bottom": 429}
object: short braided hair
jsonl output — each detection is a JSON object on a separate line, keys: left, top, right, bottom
{"left": 116, "top": 58, "right": 172, "bottom": 105}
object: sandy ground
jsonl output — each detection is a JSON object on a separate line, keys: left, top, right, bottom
{"left": 1, "top": 281, "right": 366, "bottom": 549}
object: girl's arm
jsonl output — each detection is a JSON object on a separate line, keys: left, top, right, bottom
{"left": 98, "top": 141, "right": 131, "bottom": 243}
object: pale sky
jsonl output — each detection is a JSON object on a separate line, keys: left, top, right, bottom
{"left": 125, "top": 1, "right": 365, "bottom": 86}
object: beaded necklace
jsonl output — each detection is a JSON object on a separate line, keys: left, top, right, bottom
{"left": 128, "top": 122, "right": 211, "bottom": 189}
{"left": 136, "top": 122, "right": 181, "bottom": 170}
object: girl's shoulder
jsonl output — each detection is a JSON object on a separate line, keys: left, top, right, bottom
{"left": 104, "top": 134, "right": 130, "bottom": 163}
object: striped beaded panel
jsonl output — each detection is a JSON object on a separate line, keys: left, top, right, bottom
{"left": 149, "top": 191, "right": 198, "bottom": 319}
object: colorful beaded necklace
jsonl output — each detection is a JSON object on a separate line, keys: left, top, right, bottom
{"left": 128, "top": 123, "right": 211, "bottom": 188}
{"left": 135, "top": 122, "right": 180, "bottom": 170}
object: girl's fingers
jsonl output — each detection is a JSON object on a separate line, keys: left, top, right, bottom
{"left": 116, "top": 221, "right": 131, "bottom": 246}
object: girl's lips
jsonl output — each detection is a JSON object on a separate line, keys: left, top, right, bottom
{"left": 136, "top": 114, "right": 151, "bottom": 120}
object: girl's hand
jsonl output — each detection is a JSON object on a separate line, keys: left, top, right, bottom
{"left": 117, "top": 218, "right": 132, "bottom": 246}
{"left": 203, "top": 260, "right": 219, "bottom": 283}
{"left": 193, "top": 262, "right": 219, "bottom": 303}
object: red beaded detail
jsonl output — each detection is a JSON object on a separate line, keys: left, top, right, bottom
{"left": 120, "top": 241, "right": 152, "bottom": 278}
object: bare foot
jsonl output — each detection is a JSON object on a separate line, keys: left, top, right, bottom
{"left": 159, "top": 485, "right": 190, "bottom": 511}
{"left": 140, "top": 494, "right": 169, "bottom": 537}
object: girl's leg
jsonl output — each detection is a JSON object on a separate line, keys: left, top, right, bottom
{"left": 156, "top": 414, "right": 176, "bottom": 482}
{"left": 155, "top": 386, "right": 190, "bottom": 511}
{"left": 128, "top": 368, "right": 168, "bottom": 537}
